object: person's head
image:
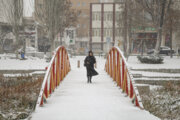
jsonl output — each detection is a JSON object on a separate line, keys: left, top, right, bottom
{"left": 89, "top": 51, "right": 93, "bottom": 56}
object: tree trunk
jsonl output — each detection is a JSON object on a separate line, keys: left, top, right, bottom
{"left": 155, "top": 0, "right": 167, "bottom": 51}
{"left": 14, "top": 29, "right": 20, "bottom": 59}
{"left": 170, "top": 27, "right": 173, "bottom": 58}
{"left": 126, "top": 8, "right": 132, "bottom": 61}
{"left": 49, "top": 31, "right": 55, "bottom": 57}
{"left": 155, "top": 28, "right": 162, "bottom": 51}
{"left": 60, "top": 32, "right": 63, "bottom": 45}
{"left": 123, "top": 1, "right": 128, "bottom": 57}
{"left": 0, "top": 46, "right": 4, "bottom": 54}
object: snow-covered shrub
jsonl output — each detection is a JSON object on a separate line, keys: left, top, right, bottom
{"left": 141, "top": 82, "right": 180, "bottom": 120}
{"left": 137, "top": 55, "right": 164, "bottom": 64}
{"left": 0, "top": 76, "right": 43, "bottom": 119}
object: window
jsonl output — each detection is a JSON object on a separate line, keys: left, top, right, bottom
{"left": 107, "top": 14, "right": 111, "bottom": 21}
{"left": 104, "top": 13, "right": 107, "bottom": 21}
{"left": 108, "top": 13, "right": 113, "bottom": 21}
{"left": 82, "top": 2, "right": 86, "bottom": 6}
{"left": 116, "top": 12, "right": 122, "bottom": 21}
{"left": 92, "top": 29, "right": 101, "bottom": 37}
{"left": 99, "top": 29, "right": 101, "bottom": 36}
{"left": 115, "top": 28, "right": 122, "bottom": 36}
{"left": 99, "top": 13, "right": 101, "bottom": 21}
{"left": 77, "top": 24, "right": 80, "bottom": 28}
{"left": 95, "top": 30, "right": 98, "bottom": 36}
{"left": 92, "top": 13, "right": 95, "bottom": 20}
{"left": 104, "top": 12, "right": 113, "bottom": 21}
{"left": 96, "top": 14, "right": 98, "bottom": 21}
{"left": 104, "top": 29, "right": 106, "bottom": 37}
{"left": 77, "top": 2, "right": 80, "bottom": 6}
{"left": 92, "top": 29, "right": 95, "bottom": 36}
{"left": 92, "top": 12, "right": 101, "bottom": 21}
{"left": 104, "top": 29, "right": 113, "bottom": 37}
{"left": 110, "top": 29, "right": 112, "bottom": 36}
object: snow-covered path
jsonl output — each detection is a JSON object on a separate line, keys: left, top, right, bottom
{"left": 31, "top": 56, "right": 159, "bottom": 120}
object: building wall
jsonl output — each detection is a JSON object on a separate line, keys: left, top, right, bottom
{"left": 91, "top": 3, "right": 124, "bottom": 53}
{"left": 71, "top": 0, "right": 100, "bottom": 39}
{"left": 69, "top": 0, "right": 100, "bottom": 53}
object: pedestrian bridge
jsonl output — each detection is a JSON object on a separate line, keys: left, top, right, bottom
{"left": 30, "top": 46, "right": 159, "bottom": 120}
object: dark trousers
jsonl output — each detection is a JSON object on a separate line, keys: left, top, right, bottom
{"left": 87, "top": 76, "right": 92, "bottom": 83}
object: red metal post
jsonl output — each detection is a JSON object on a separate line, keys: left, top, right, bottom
{"left": 135, "top": 96, "right": 140, "bottom": 107}
{"left": 107, "top": 55, "right": 110, "bottom": 74}
{"left": 130, "top": 79, "right": 133, "bottom": 98}
{"left": 61, "top": 48, "right": 64, "bottom": 80}
{"left": 56, "top": 50, "right": 60, "bottom": 86}
{"left": 119, "top": 55, "right": 122, "bottom": 88}
{"left": 63, "top": 50, "right": 66, "bottom": 78}
{"left": 125, "top": 69, "right": 128, "bottom": 95}
{"left": 64, "top": 51, "right": 66, "bottom": 77}
{"left": 44, "top": 81, "right": 48, "bottom": 98}
{"left": 53, "top": 61, "right": 55, "bottom": 90}
{"left": 116, "top": 51, "right": 119, "bottom": 85}
{"left": 49, "top": 69, "right": 52, "bottom": 94}
{"left": 59, "top": 48, "right": 62, "bottom": 82}
{"left": 110, "top": 51, "right": 113, "bottom": 77}
{"left": 122, "top": 60, "right": 124, "bottom": 88}
{"left": 40, "top": 96, "right": 43, "bottom": 106}
{"left": 113, "top": 48, "right": 116, "bottom": 81}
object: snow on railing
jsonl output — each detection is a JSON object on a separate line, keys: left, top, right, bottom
{"left": 105, "top": 46, "right": 144, "bottom": 109}
{"left": 35, "top": 46, "right": 71, "bottom": 109}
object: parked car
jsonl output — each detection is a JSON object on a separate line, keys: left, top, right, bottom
{"left": 147, "top": 46, "right": 175, "bottom": 55}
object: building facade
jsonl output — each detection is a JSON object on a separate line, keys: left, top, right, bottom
{"left": 70, "top": 0, "right": 100, "bottom": 54}
{"left": 90, "top": 2, "right": 124, "bottom": 53}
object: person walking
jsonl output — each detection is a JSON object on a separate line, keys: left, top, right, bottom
{"left": 84, "top": 51, "right": 98, "bottom": 83}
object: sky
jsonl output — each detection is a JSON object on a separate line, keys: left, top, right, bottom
{"left": 24, "top": 0, "right": 34, "bottom": 17}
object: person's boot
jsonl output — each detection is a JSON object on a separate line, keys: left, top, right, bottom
{"left": 90, "top": 76, "right": 92, "bottom": 83}
{"left": 87, "top": 76, "right": 90, "bottom": 83}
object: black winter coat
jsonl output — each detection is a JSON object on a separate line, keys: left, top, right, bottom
{"left": 84, "top": 56, "right": 98, "bottom": 76}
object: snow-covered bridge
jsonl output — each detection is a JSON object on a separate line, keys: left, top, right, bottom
{"left": 30, "top": 46, "right": 159, "bottom": 120}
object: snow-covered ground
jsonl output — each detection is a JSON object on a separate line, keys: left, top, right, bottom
{"left": 1, "top": 54, "right": 179, "bottom": 71}
{"left": 132, "top": 71, "right": 180, "bottom": 77}
{"left": 128, "top": 56, "right": 180, "bottom": 69}
{"left": 3, "top": 71, "right": 46, "bottom": 77}
{"left": 31, "top": 56, "right": 159, "bottom": 120}
{"left": 1, "top": 53, "right": 178, "bottom": 119}
{"left": 0, "top": 54, "right": 48, "bottom": 70}
{"left": 128, "top": 56, "right": 180, "bottom": 82}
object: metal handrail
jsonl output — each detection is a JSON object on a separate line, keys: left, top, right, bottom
{"left": 35, "top": 46, "right": 71, "bottom": 110}
{"left": 105, "top": 46, "right": 144, "bottom": 109}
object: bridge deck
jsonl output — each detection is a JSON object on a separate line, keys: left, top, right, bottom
{"left": 31, "top": 57, "right": 159, "bottom": 120}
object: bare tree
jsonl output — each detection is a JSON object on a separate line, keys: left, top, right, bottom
{"left": 135, "top": 0, "right": 172, "bottom": 52}
{"left": 0, "top": 25, "right": 11, "bottom": 53}
{"left": 34, "top": 0, "right": 78, "bottom": 56}
{"left": 116, "top": 0, "right": 137, "bottom": 58}
{"left": 0, "top": 0, "right": 24, "bottom": 51}
{"left": 59, "top": 8, "right": 80, "bottom": 45}
{"left": 164, "top": 2, "right": 180, "bottom": 58}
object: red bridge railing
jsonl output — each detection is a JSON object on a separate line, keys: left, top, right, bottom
{"left": 36, "top": 46, "right": 71, "bottom": 108}
{"left": 105, "top": 47, "right": 144, "bottom": 109}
